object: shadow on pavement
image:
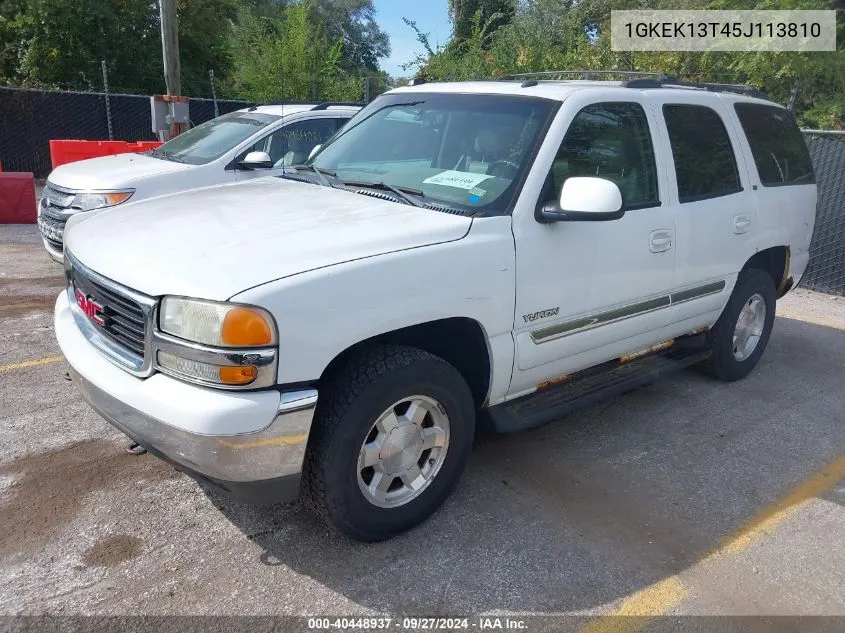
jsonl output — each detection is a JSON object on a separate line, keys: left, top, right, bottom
{"left": 208, "top": 315, "right": 845, "bottom": 614}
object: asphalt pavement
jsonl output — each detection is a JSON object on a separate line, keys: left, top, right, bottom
{"left": 2, "top": 225, "right": 844, "bottom": 629}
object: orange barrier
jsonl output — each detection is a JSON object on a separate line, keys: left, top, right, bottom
{"left": 0, "top": 172, "right": 36, "bottom": 223}
{"left": 49, "top": 140, "right": 163, "bottom": 169}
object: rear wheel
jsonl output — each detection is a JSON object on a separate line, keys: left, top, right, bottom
{"left": 301, "top": 345, "right": 475, "bottom": 541}
{"left": 700, "top": 268, "right": 776, "bottom": 382}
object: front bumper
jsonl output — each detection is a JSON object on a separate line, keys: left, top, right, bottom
{"left": 56, "top": 291, "right": 317, "bottom": 504}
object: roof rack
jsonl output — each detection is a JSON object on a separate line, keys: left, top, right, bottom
{"left": 623, "top": 76, "right": 771, "bottom": 101}
{"left": 500, "top": 70, "right": 666, "bottom": 81}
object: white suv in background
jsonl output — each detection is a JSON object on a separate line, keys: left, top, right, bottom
{"left": 56, "top": 77, "right": 816, "bottom": 541}
{"left": 38, "top": 102, "right": 360, "bottom": 262}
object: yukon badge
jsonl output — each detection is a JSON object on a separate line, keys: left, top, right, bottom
{"left": 522, "top": 307, "right": 559, "bottom": 323}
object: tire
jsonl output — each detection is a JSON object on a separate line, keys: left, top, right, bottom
{"left": 700, "top": 268, "right": 777, "bottom": 382}
{"left": 301, "top": 345, "right": 475, "bottom": 541}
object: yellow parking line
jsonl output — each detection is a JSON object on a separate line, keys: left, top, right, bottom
{"left": 577, "top": 454, "right": 845, "bottom": 632}
{"left": 706, "top": 454, "right": 845, "bottom": 559}
{"left": 0, "top": 355, "right": 63, "bottom": 373}
{"left": 577, "top": 577, "right": 687, "bottom": 633}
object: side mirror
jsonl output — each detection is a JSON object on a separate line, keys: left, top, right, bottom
{"left": 307, "top": 144, "right": 322, "bottom": 161}
{"left": 537, "top": 176, "right": 625, "bottom": 223}
{"left": 240, "top": 151, "right": 273, "bottom": 170}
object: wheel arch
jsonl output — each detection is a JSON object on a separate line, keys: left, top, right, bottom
{"left": 742, "top": 245, "right": 792, "bottom": 298}
{"left": 318, "top": 317, "right": 493, "bottom": 409}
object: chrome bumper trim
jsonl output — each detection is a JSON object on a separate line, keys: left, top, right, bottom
{"left": 69, "top": 365, "right": 318, "bottom": 484}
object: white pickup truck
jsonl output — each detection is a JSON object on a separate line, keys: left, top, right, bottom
{"left": 55, "top": 77, "right": 817, "bottom": 541}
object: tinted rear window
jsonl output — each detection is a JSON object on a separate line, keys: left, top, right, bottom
{"left": 734, "top": 103, "right": 814, "bottom": 186}
{"left": 663, "top": 104, "right": 742, "bottom": 203}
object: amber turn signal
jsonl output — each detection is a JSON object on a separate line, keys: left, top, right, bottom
{"left": 104, "top": 192, "right": 133, "bottom": 205}
{"left": 218, "top": 365, "right": 258, "bottom": 385}
{"left": 221, "top": 307, "right": 274, "bottom": 347}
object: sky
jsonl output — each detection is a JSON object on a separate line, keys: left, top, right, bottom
{"left": 373, "top": 0, "right": 452, "bottom": 78}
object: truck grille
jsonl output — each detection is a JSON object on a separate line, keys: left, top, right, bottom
{"left": 69, "top": 260, "right": 149, "bottom": 363}
{"left": 37, "top": 213, "right": 65, "bottom": 252}
{"left": 38, "top": 184, "right": 75, "bottom": 253}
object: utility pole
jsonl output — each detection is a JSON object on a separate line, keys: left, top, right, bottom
{"left": 153, "top": 0, "right": 187, "bottom": 141}
{"left": 159, "top": 0, "right": 181, "bottom": 97}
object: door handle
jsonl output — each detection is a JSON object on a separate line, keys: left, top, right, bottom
{"left": 734, "top": 215, "right": 751, "bottom": 234}
{"left": 650, "top": 230, "right": 673, "bottom": 253}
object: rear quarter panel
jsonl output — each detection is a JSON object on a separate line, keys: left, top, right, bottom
{"left": 720, "top": 95, "right": 817, "bottom": 285}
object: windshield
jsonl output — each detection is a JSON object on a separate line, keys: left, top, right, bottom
{"left": 310, "top": 93, "right": 556, "bottom": 214}
{"left": 151, "top": 111, "right": 280, "bottom": 165}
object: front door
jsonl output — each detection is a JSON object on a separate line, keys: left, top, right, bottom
{"left": 509, "top": 92, "right": 676, "bottom": 397}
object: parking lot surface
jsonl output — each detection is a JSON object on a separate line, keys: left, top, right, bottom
{"left": 1, "top": 225, "right": 844, "bottom": 624}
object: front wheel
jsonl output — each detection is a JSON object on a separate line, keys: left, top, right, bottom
{"left": 301, "top": 345, "right": 475, "bottom": 541}
{"left": 700, "top": 268, "right": 777, "bottom": 382}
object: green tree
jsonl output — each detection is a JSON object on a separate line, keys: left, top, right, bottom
{"left": 229, "top": 1, "right": 364, "bottom": 102}
{"left": 412, "top": 0, "right": 845, "bottom": 128}
{"left": 2, "top": 0, "right": 238, "bottom": 96}
{"left": 0, "top": 0, "right": 31, "bottom": 84}
{"left": 449, "top": 0, "right": 515, "bottom": 43}
{"left": 309, "top": 0, "right": 390, "bottom": 71}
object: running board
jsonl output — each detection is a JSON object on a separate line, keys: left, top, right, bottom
{"left": 488, "top": 335, "right": 711, "bottom": 433}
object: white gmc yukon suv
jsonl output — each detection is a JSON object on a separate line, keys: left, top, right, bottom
{"left": 55, "top": 77, "right": 817, "bottom": 541}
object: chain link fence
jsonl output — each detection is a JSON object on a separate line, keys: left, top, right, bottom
{"left": 0, "top": 87, "right": 254, "bottom": 177}
{"left": 0, "top": 70, "right": 388, "bottom": 178}
{"left": 801, "top": 130, "right": 845, "bottom": 296}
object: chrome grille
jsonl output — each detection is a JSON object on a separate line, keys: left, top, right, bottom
{"left": 37, "top": 212, "right": 65, "bottom": 252}
{"left": 67, "top": 253, "right": 154, "bottom": 374}
{"left": 38, "top": 184, "right": 75, "bottom": 253}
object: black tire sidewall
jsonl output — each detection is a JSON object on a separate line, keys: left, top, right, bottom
{"left": 713, "top": 269, "right": 777, "bottom": 381}
{"left": 320, "top": 356, "right": 475, "bottom": 540}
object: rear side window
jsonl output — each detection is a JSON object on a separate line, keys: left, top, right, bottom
{"left": 734, "top": 103, "right": 814, "bottom": 186}
{"left": 663, "top": 105, "right": 741, "bottom": 203}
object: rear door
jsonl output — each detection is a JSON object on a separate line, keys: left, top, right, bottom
{"left": 648, "top": 95, "right": 758, "bottom": 329}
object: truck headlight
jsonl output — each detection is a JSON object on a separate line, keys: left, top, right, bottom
{"left": 70, "top": 191, "right": 133, "bottom": 211}
{"left": 159, "top": 297, "right": 276, "bottom": 347}
{"left": 154, "top": 297, "right": 278, "bottom": 389}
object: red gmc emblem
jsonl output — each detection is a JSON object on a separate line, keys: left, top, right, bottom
{"left": 75, "top": 288, "right": 105, "bottom": 327}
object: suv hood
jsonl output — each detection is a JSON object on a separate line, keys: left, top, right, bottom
{"left": 65, "top": 177, "right": 472, "bottom": 300}
{"left": 49, "top": 153, "right": 191, "bottom": 190}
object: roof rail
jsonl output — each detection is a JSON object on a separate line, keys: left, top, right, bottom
{"left": 500, "top": 70, "right": 666, "bottom": 81}
{"left": 311, "top": 101, "right": 364, "bottom": 110}
{"left": 249, "top": 100, "right": 363, "bottom": 111}
{"left": 623, "top": 76, "right": 771, "bottom": 101}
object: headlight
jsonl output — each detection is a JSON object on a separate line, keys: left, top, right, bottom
{"left": 159, "top": 297, "right": 276, "bottom": 347}
{"left": 70, "top": 191, "right": 133, "bottom": 211}
{"left": 155, "top": 297, "right": 278, "bottom": 389}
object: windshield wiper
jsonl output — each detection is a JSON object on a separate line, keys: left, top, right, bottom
{"left": 292, "top": 164, "right": 336, "bottom": 188}
{"left": 343, "top": 180, "right": 426, "bottom": 208}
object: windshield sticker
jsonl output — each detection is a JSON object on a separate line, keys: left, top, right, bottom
{"left": 423, "top": 170, "right": 492, "bottom": 190}
{"left": 469, "top": 186, "right": 486, "bottom": 197}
